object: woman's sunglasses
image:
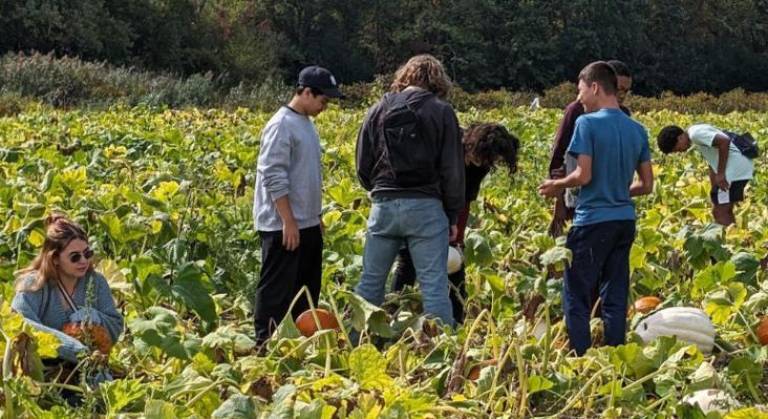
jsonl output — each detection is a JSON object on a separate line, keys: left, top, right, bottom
{"left": 69, "top": 248, "right": 94, "bottom": 263}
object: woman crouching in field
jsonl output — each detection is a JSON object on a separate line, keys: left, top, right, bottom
{"left": 12, "top": 213, "right": 124, "bottom": 368}
{"left": 392, "top": 123, "right": 520, "bottom": 323}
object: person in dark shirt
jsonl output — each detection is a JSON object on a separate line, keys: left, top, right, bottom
{"left": 355, "top": 54, "right": 465, "bottom": 328}
{"left": 392, "top": 123, "right": 520, "bottom": 323}
{"left": 548, "top": 60, "right": 633, "bottom": 238}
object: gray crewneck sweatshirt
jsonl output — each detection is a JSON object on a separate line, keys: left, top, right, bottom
{"left": 253, "top": 106, "right": 323, "bottom": 232}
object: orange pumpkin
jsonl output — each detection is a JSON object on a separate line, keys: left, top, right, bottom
{"left": 62, "top": 322, "right": 113, "bottom": 354}
{"left": 634, "top": 296, "right": 662, "bottom": 314}
{"left": 757, "top": 317, "right": 768, "bottom": 346}
{"left": 295, "top": 309, "right": 340, "bottom": 337}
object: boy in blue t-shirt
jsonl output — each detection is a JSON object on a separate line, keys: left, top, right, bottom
{"left": 539, "top": 61, "right": 654, "bottom": 356}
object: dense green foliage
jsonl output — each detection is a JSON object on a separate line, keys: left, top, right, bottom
{"left": 2, "top": 0, "right": 768, "bottom": 95}
{"left": 5, "top": 53, "right": 768, "bottom": 115}
{"left": 0, "top": 104, "right": 766, "bottom": 416}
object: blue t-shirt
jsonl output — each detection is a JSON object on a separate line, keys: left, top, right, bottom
{"left": 567, "top": 108, "right": 651, "bottom": 226}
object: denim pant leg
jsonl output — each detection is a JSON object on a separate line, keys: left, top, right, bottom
{"left": 599, "top": 221, "right": 636, "bottom": 347}
{"left": 356, "top": 199, "right": 402, "bottom": 307}
{"left": 563, "top": 224, "right": 601, "bottom": 356}
{"left": 403, "top": 199, "right": 454, "bottom": 327}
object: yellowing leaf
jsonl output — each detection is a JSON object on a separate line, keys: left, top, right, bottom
{"left": 33, "top": 330, "right": 61, "bottom": 358}
{"left": 97, "top": 259, "right": 132, "bottom": 292}
{"left": 58, "top": 166, "right": 87, "bottom": 192}
{"left": 27, "top": 229, "right": 45, "bottom": 247}
{"left": 151, "top": 181, "right": 180, "bottom": 202}
{"left": 104, "top": 145, "right": 128, "bottom": 159}
{"left": 349, "top": 343, "right": 393, "bottom": 390}
{"left": 151, "top": 219, "right": 163, "bottom": 234}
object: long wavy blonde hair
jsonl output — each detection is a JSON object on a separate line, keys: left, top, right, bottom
{"left": 390, "top": 54, "right": 453, "bottom": 98}
{"left": 15, "top": 213, "right": 92, "bottom": 292}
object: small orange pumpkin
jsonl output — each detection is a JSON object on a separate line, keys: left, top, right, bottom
{"left": 62, "top": 322, "right": 113, "bottom": 354}
{"left": 756, "top": 317, "right": 768, "bottom": 346}
{"left": 295, "top": 309, "right": 340, "bottom": 337}
{"left": 634, "top": 296, "right": 662, "bottom": 314}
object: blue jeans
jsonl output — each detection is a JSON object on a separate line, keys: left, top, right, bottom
{"left": 355, "top": 197, "right": 455, "bottom": 327}
{"left": 563, "top": 220, "right": 636, "bottom": 356}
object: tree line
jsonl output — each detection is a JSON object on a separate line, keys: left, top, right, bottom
{"left": 2, "top": 0, "right": 767, "bottom": 96}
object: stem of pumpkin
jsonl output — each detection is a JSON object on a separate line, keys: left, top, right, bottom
{"left": 551, "top": 363, "right": 613, "bottom": 418}
{"left": 745, "top": 373, "right": 764, "bottom": 403}
{"left": 299, "top": 286, "right": 333, "bottom": 378}
{"left": 2, "top": 328, "right": 17, "bottom": 419}
{"left": 736, "top": 308, "right": 760, "bottom": 344}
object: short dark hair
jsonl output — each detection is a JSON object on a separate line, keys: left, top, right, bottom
{"left": 295, "top": 86, "right": 324, "bottom": 96}
{"left": 607, "top": 60, "right": 631, "bottom": 78}
{"left": 657, "top": 125, "right": 684, "bottom": 154}
{"left": 578, "top": 61, "right": 618, "bottom": 95}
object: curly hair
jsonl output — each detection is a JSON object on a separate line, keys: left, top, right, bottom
{"left": 463, "top": 123, "right": 520, "bottom": 174}
{"left": 390, "top": 54, "right": 452, "bottom": 98}
{"left": 657, "top": 125, "right": 684, "bottom": 154}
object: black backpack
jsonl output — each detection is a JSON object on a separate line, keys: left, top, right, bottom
{"left": 379, "top": 93, "right": 438, "bottom": 186}
{"left": 724, "top": 131, "right": 760, "bottom": 159}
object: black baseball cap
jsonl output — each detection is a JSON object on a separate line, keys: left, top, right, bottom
{"left": 297, "top": 66, "right": 344, "bottom": 99}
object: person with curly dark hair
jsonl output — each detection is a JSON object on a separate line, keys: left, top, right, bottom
{"left": 391, "top": 123, "right": 520, "bottom": 323}
{"left": 657, "top": 124, "right": 754, "bottom": 226}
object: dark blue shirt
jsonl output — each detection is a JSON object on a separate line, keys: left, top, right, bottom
{"left": 567, "top": 108, "right": 651, "bottom": 226}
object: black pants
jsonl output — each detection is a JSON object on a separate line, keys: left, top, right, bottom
{"left": 563, "top": 220, "right": 636, "bottom": 356}
{"left": 392, "top": 247, "right": 466, "bottom": 324}
{"left": 254, "top": 225, "right": 323, "bottom": 342}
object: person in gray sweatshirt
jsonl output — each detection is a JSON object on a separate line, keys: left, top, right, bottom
{"left": 252, "top": 66, "right": 343, "bottom": 344}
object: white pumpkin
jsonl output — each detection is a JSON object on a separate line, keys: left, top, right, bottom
{"left": 634, "top": 307, "right": 715, "bottom": 354}
{"left": 682, "top": 389, "right": 740, "bottom": 414}
{"left": 447, "top": 246, "right": 463, "bottom": 274}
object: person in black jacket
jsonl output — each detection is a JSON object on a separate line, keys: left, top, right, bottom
{"left": 392, "top": 123, "right": 519, "bottom": 324}
{"left": 355, "top": 54, "right": 464, "bottom": 327}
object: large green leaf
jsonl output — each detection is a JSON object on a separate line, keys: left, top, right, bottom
{"left": 129, "top": 306, "right": 196, "bottom": 360}
{"left": 101, "top": 378, "right": 147, "bottom": 415}
{"left": 211, "top": 394, "right": 258, "bottom": 419}
{"left": 345, "top": 291, "right": 394, "bottom": 338}
{"left": 171, "top": 262, "right": 218, "bottom": 325}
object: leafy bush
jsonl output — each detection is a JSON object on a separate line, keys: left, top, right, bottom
{"left": 4, "top": 52, "right": 768, "bottom": 114}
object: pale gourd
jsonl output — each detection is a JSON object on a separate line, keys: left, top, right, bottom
{"left": 682, "top": 389, "right": 740, "bottom": 414}
{"left": 634, "top": 307, "right": 715, "bottom": 354}
{"left": 447, "top": 246, "right": 463, "bottom": 274}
